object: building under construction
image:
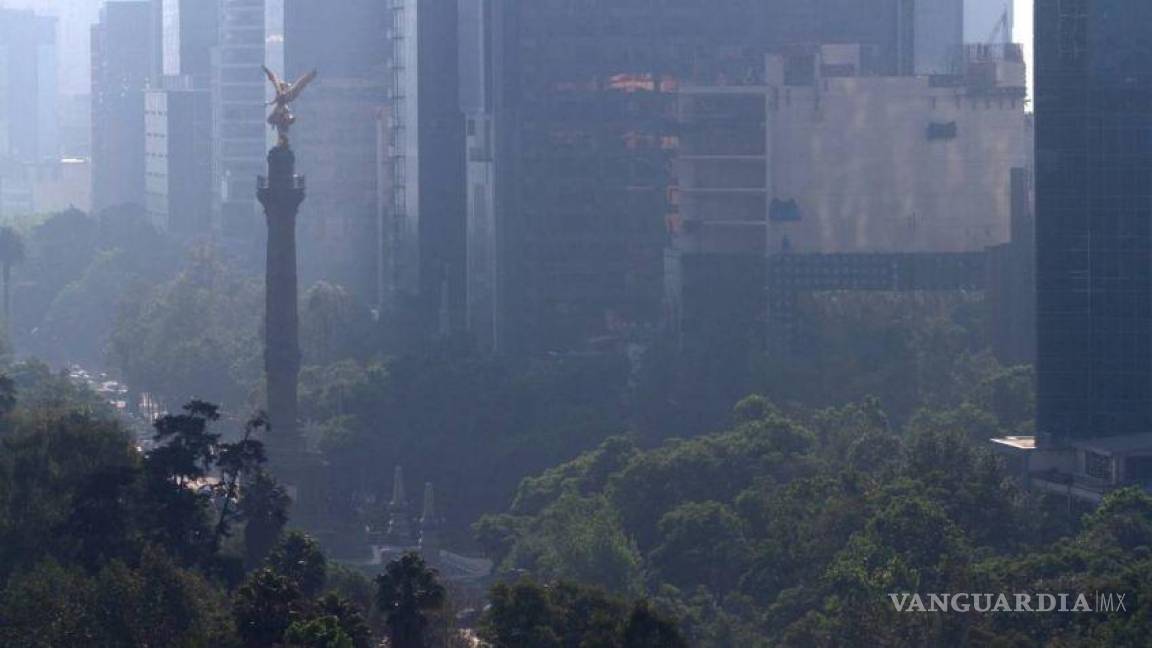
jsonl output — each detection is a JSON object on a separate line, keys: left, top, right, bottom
{"left": 462, "top": 0, "right": 965, "bottom": 354}
{"left": 667, "top": 42, "right": 1032, "bottom": 356}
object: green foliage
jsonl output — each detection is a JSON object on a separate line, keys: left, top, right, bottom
{"left": 268, "top": 531, "right": 328, "bottom": 598}
{"left": 234, "top": 568, "right": 307, "bottom": 647}
{"left": 231, "top": 537, "right": 374, "bottom": 648}
{"left": 39, "top": 249, "right": 159, "bottom": 368}
{"left": 478, "top": 392, "right": 1100, "bottom": 645}
{"left": 523, "top": 493, "right": 644, "bottom": 596}
{"left": 285, "top": 615, "right": 355, "bottom": 648}
{"left": 14, "top": 205, "right": 178, "bottom": 366}
{"left": 754, "top": 292, "right": 1020, "bottom": 425}
{"left": 374, "top": 553, "right": 446, "bottom": 648}
{"left": 0, "top": 550, "right": 236, "bottom": 648}
{"left": 108, "top": 249, "right": 263, "bottom": 411}
{"left": 0, "top": 225, "right": 26, "bottom": 329}
{"left": 240, "top": 469, "right": 291, "bottom": 569}
{"left": 479, "top": 580, "right": 687, "bottom": 648}
{"left": 298, "top": 352, "right": 630, "bottom": 544}
{"left": 7, "top": 359, "right": 110, "bottom": 416}
{"left": 314, "top": 592, "right": 373, "bottom": 648}
{"left": 0, "top": 409, "right": 136, "bottom": 577}
{"left": 652, "top": 501, "right": 749, "bottom": 595}
{"left": 301, "top": 281, "right": 378, "bottom": 366}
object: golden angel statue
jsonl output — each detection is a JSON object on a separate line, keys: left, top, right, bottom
{"left": 263, "top": 65, "right": 318, "bottom": 146}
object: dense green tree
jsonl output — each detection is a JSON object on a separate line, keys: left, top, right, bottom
{"left": 375, "top": 553, "right": 446, "bottom": 648}
{"left": 1081, "top": 486, "right": 1152, "bottom": 551}
{"left": 0, "top": 226, "right": 25, "bottom": 333}
{"left": 314, "top": 592, "right": 373, "bottom": 648}
{"left": 0, "top": 409, "right": 135, "bottom": 578}
{"left": 481, "top": 582, "right": 561, "bottom": 648}
{"left": 108, "top": 249, "right": 263, "bottom": 411}
{"left": 6, "top": 359, "right": 108, "bottom": 415}
{"left": 284, "top": 615, "right": 355, "bottom": 648}
{"left": 651, "top": 501, "right": 749, "bottom": 595}
{"left": 240, "top": 469, "right": 292, "bottom": 569}
{"left": 234, "top": 568, "right": 307, "bottom": 647}
{"left": 476, "top": 391, "right": 1108, "bottom": 645}
{"left": 268, "top": 531, "right": 329, "bottom": 598}
{"left": 301, "top": 281, "right": 378, "bottom": 366}
{"left": 0, "top": 549, "right": 235, "bottom": 647}
{"left": 14, "top": 204, "right": 178, "bottom": 365}
{"left": 623, "top": 602, "right": 688, "bottom": 648}
{"left": 480, "top": 581, "right": 688, "bottom": 648}
{"left": 39, "top": 249, "right": 157, "bottom": 367}
{"left": 297, "top": 352, "right": 631, "bottom": 545}
{"left": 0, "top": 559, "right": 100, "bottom": 646}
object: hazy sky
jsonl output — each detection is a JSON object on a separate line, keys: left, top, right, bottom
{"left": 8, "top": 0, "right": 1034, "bottom": 97}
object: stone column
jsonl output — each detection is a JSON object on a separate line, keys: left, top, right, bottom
{"left": 257, "top": 144, "right": 305, "bottom": 464}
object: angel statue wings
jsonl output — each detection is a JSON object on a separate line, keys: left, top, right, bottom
{"left": 263, "top": 65, "right": 318, "bottom": 146}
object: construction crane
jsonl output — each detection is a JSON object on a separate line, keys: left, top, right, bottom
{"left": 986, "top": 3, "right": 1012, "bottom": 45}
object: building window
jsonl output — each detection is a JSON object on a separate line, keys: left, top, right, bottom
{"left": 926, "top": 122, "right": 958, "bottom": 141}
{"left": 1085, "top": 451, "right": 1113, "bottom": 481}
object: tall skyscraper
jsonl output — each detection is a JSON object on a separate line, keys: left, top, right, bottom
{"left": 463, "top": 1, "right": 768, "bottom": 353}
{"left": 293, "top": 78, "right": 387, "bottom": 299}
{"left": 91, "top": 1, "right": 152, "bottom": 212}
{"left": 0, "top": 8, "right": 58, "bottom": 215}
{"left": 1035, "top": 0, "right": 1152, "bottom": 444}
{"left": 270, "top": 0, "right": 389, "bottom": 301}
{"left": 144, "top": 1, "right": 218, "bottom": 236}
{"left": 145, "top": 79, "right": 212, "bottom": 235}
{"left": 281, "top": 0, "right": 387, "bottom": 81}
{"left": 211, "top": 0, "right": 267, "bottom": 241}
{"left": 384, "top": 0, "right": 465, "bottom": 333}
{"left": 156, "top": 0, "right": 220, "bottom": 87}
{"left": 989, "top": 0, "right": 1152, "bottom": 500}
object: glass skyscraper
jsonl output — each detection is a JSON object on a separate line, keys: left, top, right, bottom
{"left": 1035, "top": 1, "right": 1152, "bottom": 443}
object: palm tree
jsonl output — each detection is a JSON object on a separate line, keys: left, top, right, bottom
{"left": 375, "top": 553, "right": 446, "bottom": 648}
{"left": 0, "top": 226, "right": 25, "bottom": 333}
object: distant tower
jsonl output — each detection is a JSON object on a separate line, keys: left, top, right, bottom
{"left": 419, "top": 481, "right": 441, "bottom": 564}
{"left": 257, "top": 142, "right": 305, "bottom": 462}
{"left": 386, "top": 466, "right": 414, "bottom": 545}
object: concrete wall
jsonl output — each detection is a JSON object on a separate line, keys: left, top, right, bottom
{"left": 766, "top": 61, "right": 1029, "bottom": 255}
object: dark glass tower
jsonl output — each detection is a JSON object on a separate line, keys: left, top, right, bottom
{"left": 1035, "top": 1, "right": 1152, "bottom": 443}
